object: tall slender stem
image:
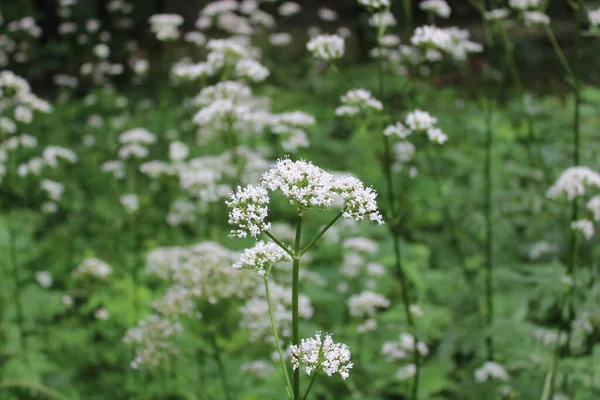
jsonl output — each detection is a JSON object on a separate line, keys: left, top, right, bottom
{"left": 8, "top": 228, "right": 26, "bottom": 357}
{"left": 484, "top": 98, "right": 494, "bottom": 361}
{"left": 264, "top": 277, "right": 293, "bottom": 396}
{"left": 301, "top": 373, "right": 318, "bottom": 400}
{"left": 210, "top": 332, "right": 233, "bottom": 400}
{"left": 299, "top": 211, "right": 343, "bottom": 256}
{"left": 292, "top": 213, "right": 303, "bottom": 400}
{"left": 375, "top": 27, "right": 421, "bottom": 400}
{"left": 563, "top": 0, "right": 583, "bottom": 355}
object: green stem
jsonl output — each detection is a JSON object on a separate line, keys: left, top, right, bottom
{"left": 299, "top": 211, "right": 343, "bottom": 256}
{"left": 210, "top": 332, "right": 233, "bottom": 400}
{"left": 301, "top": 373, "right": 318, "bottom": 400}
{"left": 484, "top": 97, "right": 494, "bottom": 361}
{"left": 264, "top": 277, "right": 293, "bottom": 397}
{"left": 424, "top": 148, "right": 472, "bottom": 284}
{"left": 8, "top": 228, "right": 26, "bottom": 357}
{"left": 292, "top": 213, "right": 303, "bottom": 400}
{"left": 0, "top": 380, "right": 71, "bottom": 400}
{"left": 402, "top": 0, "right": 412, "bottom": 37}
{"left": 562, "top": 0, "right": 583, "bottom": 358}
{"left": 375, "top": 20, "right": 421, "bottom": 400}
{"left": 265, "top": 231, "right": 294, "bottom": 258}
{"left": 544, "top": 25, "right": 575, "bottom": 80}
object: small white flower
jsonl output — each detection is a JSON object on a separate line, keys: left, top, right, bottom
{"left": 169, "top": 141, "right": 189, "bottom": 161}
{"left": 306, "top": 34, "right": 345, "bottom": 61}
{"left": 348, "top": 291, "right": 390, "bottom": 318}
{"left": 547, "top": 167, "right": 600, "bottom": 200}
{"left": 509, "top": 0, "right": 542, "bottom": 11}
{"left": 397, "top": 364, "right": 417, "bottom": 380}
{"left": 278, "top": 2, "right": 301, "bottom": 17}
{"left": 485, "top": 8, "right": 509, "bottom": 21}
{"left": 289, "top": 332, "right": 353, "bottom": 379}
{"left": 523, "top": 11, "right": 550, "bottom": 26}
{"left": 571, "top": 219, "right": 594, "bottom": 240}
{"left": 234, "top": 241, "right": 292, "bottom": 276}
{"left": 226, "top": 185, "right": 271, "bottom": 238}
{"left": 358, "top": 0, "right": 390, "bottom": 10}
{"left": 120, "top": 193, "right": 140, "bottom": 214}
{"left": 73, "top": 258, "right": 112, "bottom": 279}
{"left": 335, "top": 89, "right": 383, "bottom": 117}
{"left": 474, "top": 361, "right": 510, "bottom": 382}
{"left": 369, "top": 11, "right": 396, "bottom": 27}
{"left": 419, "top": 0, "right": 451, "bottom": 19}
{"left": 589, "top": 8, "right": 600, "bottom": 29}
{"left": 149, "top": 14, "right": 183, "bottom": 41}
{"left": 35, "top": 271, "right": 53, "bottom": 288}
{"left": 332, "top": 175, "right": 384, "bottom": 225}
{"left": 317, "top": 8, "right": 338, "bottom": 21}
{"left": 95, "top": 307, "right": 110, "bottom": 320}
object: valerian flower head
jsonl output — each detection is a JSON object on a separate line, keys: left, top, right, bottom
{"left": 290, "top": 332, "right": 353, "bottom": 379}
{"left": 419, "top": 0, "right": 451, "bottom": 19}
{"left": 509, "top": 0, "right": 542, "bottom": 11}
{"left": 385, "top": 110, "right": 447, "bottom": 144}
{"left": 306, "top": 34, "right": 345, "bottom": 61}
{"left": 226, "top": 185, "right": 271, "bottom": 238}
{"left": 474, "top": 361, "right": 510, "bottom": 382}
{"left": 357, "top": 0, "right": 390, "bottom": 11}
{"left": 332, "top": 175, "right": 384, "bottom": 224}
{"left": 547, "top": 167, "right": 600, "bottom": 200}
{"left": 261, "top": 159, "right": 336, "bottom": 210}
{"left": 233, "top": 241, "right": 292, "bottom": 276}
{"left": 123, "top": 315, "right": 182, "bottom": 368}
{"left": 571, "top": 219, "right": 594, "bottom": 240}
{"left": 335, "top": 89, "right": 383, "bottom": 117}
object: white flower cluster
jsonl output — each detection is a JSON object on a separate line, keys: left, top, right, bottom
{"left": 278, "top": 2, "right": 301, "bottom": 17}
{"left": 123, "top": 315, "right": 183, "bottom": 368}
{"left": 335, "top": 89, "right": 383, "bottom": 117}
{"left": 148, "top": 241, "right": 260, "bottom": 309}
{"left": 411, "top": 25, "right": 483, "bottom": 61}
{"left": 340, "top": 236, "right": 382, "bottom": 279}
{"left": 533, "top": 327, "right": 567, "bottom": 347}
{"left": 384, "top": 109, "right": 448, "bottom": 144}
{"left": 348, "top": 290, "right": 390, "bottom": 318}
{"left": 72, "top": 257, "right": 112, "bottom": 279}
{"left": 523, "top": 11, "right": 550, "bottom": 26}
{"left": 419, "top": 0, "right": 451, "bottom": 19}
{"left": 172, "top": 38, "right": 260, "bottom": 81}
{"left": 485, "top": 8, "right": 510, "bottom": 21}
{"left": 474, "top": 361, "right": 510, "bottom": 382}
{"left": 235, "top": 59, "right": 270, "bottom": 82}
{"left": 589, "top": 8, "right": 600, "bottom": 29}
{"left": 227, "top": 185, "right": 271, "bottom": 238}
{"left": 571, "top": 219, "right": 594, "bottom": 240}
{"left": 35, "top": 271, "right": 53, "bottom": 288}
{"left": 233, "top": 241, "right": 292, "bottom": 276}
{"left": 120, "top": 193, "right": 140, "bottom": 214}
{"left": 289, "top": 332, "right": 353, "bottom": 379}
{"left": 229, "top": 160, "right": 384, "bottom": 237}
{"left": 509, "top": 0, "right": 542, "bottom": 11}
{"left": 369, "top": 11, "right": 397, "bottom": 28}
{"left": 241, "top": 360, "right": 275, "bottom": 378}
{"left": 240, "top": 282, "right": 313, "bottom": 342}
{"left": 358, "top": 0, "right": 390, "bottom": 10}
{"left": 149, "top": 14, "right": 184, "bottom": 41}
{"left": 547, "top": 166, "right": 600, "bottom": 200}
{"left": 332, "top": 175, "right": 384, "bottom": 224}
{"left": 587, "top": 196, "right": 600, "bottom": 220}
{"left": 381, "top": 333, "right": 429, "bottom": 362}
{"left": 306, "top": 34, "right": 345, "bottom": 61}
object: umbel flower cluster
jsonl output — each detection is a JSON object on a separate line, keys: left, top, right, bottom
{"left": 226, "top": 158, "right": 384, "bottom": 238}
{"left": 289, "top": 332, "right": 353, "bottom": 379}
{"left": 384, "top": 109, "right": 448, "bottom": 144}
